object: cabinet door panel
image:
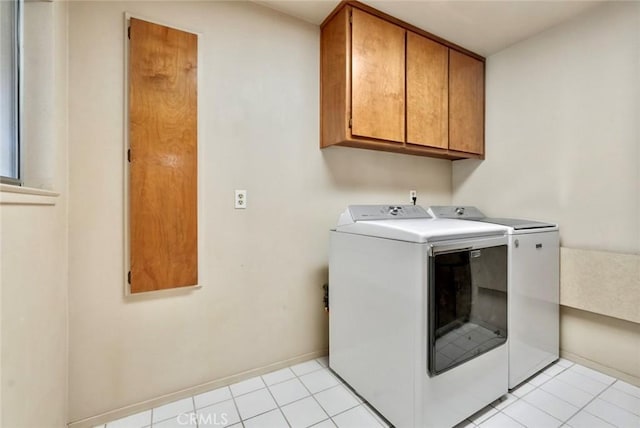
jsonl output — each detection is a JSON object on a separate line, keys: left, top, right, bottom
{"left": 449, "top": 50, "right": 484, "bottom": 154}
{"left": 351, "top": 9, "right": 405, "bottom": 143}
{"left": 129, "top": 18, "right": 198, "bottom": 293}
{"left": 406, "top": 33, "right": 448, "bottom": 149}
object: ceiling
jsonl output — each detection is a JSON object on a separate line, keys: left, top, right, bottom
{"left": 255, "top": 0, "right": 606, "bottom": 56}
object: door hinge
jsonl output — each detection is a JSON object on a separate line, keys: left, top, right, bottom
{"left": 127, "top": 149, "right": 131, "bottom": 162}
{"left": 127, "top": 271, "right": 131, "bottom": 284}
{"left": 128, "top": 26, "right": 131, "bottom": 39}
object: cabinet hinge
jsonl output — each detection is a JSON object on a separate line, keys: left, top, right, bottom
{"left": 128, "top": 26, "right": 131, "bottom": 39}
{"left": 127, "top": 271, "right": 131, "bottom": 284}
{"left": 349, "top": 12, "right": 352, "bottom": 24}
{"left": 127, "top": 149, "right": 131, "bottom": 162}
{"left": 349, "top": 117, "right": 352, "bottom": 128}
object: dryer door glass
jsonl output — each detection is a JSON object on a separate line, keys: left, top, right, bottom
{"left": 428, "top": 244, "right": 507, "bottom": 376}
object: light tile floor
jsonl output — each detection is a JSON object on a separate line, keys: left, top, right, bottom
{"left": 98, "top": 356, "right": 640, "bottom": 428}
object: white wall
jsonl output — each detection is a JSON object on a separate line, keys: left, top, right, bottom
{"left": 0, "top": 2, "right": 69, "bottom": 427}
{"left": 67, "top": 1, "right": 451, "bottom": 422}
{"left": 452, "top": 1, "right": 640, "bottom": 381}
{"left": 453, "top": 1, "right": 639, "bottom": 254}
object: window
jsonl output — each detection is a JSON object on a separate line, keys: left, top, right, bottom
{"left": 1, "top": 0, "right": 22, "bottom": 185}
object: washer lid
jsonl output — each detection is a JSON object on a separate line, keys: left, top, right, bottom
{"left": 472, "top": 218, "right": 556, "bottom": 230}
{"left": 428, "top": 206, "right": 557, "bottom": 230}
{"left": 335, "top": 205, "right": 507, "bottom": 243}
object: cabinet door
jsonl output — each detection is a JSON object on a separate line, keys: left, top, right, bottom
{"left": 351, "top": 9, "right": 405, "bottom": 143}
{"left": 406, "top": 32, "right": 448, "bottom": 149}
{"left": 449, "top": 50, "right": 484, "bottom": 154}
{"left": 129, "top": 18, "right": 198, "bottom": 293}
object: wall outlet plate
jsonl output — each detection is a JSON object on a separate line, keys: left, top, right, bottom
{"left": 409, "top": 190, "right": 417, "bottom": 203}
{"left": 235, "top": 190, "right": 247, "bottom": 209}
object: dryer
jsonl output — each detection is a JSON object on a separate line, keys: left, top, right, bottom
{"left": 428, "top": 206, "right": 560, "bottom": 389}
{"left": 329, "top": 205, "right": 509, "bottom": 428}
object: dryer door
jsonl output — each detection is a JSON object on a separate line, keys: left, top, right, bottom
{"left": 428, "top": 236, "right": 508, "bottom": 376}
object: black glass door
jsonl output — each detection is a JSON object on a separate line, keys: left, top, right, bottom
{"left": 428, "top": 244, "right": 507, "bottom": 376}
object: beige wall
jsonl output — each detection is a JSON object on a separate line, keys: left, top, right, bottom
{"left": 452, "top": 2, "right": 640, "bottom": 380}
{"left": 453, "top": 1, "right": 639, "bottom": 254}
{"left": 0, "top": 2, "right": 69, "bottom": 427}
{"left": 67, "top": 1, "right": 451, "bottom": 422}
{"left": 561, "top": 306, "right": 640, "bottom": 385}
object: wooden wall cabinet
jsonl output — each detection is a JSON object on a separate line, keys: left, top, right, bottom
{"left": 320, "top": 1, "right": 485, "bottom": 160}
{"left": 449, "top": 50, "right": 485, "bottom": 155}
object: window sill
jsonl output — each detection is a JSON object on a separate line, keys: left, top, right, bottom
{"left": 0, "top": 184, "right": 59, "bottom": 206}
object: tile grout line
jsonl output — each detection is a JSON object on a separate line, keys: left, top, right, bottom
{"left": 578, "top": 382, "right": 637, "bottom": 427}
{"left": 593, "top": 382, "right": 640, "bottom": 415}
{"left": 232, "top": 359, "right": 330, "bottom": 428}
{"left": 556, "top": 368, "right": 615, "bottom": 395}
{"left": 325, "top": 368, "right": 389, "bottom": 427}
{"left": 476, "top": 362, "right": 570, "bottom": 427}
{"left": 226, "top": 379, "right": 275, "bottom": 426}
{"left": 229, "top": 387, "right": 246, "bottom": 428}
{"left": 516, "top": 384, "right": 573, "bottom": 425}
{"left": 149, "top": 399, "right": 196, "bottom": 427}
{"left": 261, "top": 376, "right": 293, "bottom": 428}
{"left": 310, "top": 364, "right": 384, "bottom": 426}
{"left": 106, "top": 359, "right": 635, "bottom": 428}
{"left": 567, "top": 395, "right": 609, "bottom": 427}
{"left": 242, "top": 378, "right": 337, "bottom": 422}
{"left": 521, "top": 366, "right": 575, "bottom": 403}
{"left": 479, "top": 410, "right": 522, "bottom": 428}
{"left": 298, "top": 359, "right": 384, "bottom": 426}
{"left": 516, "top": 364, "right": 582, "bottom": 426}
{"left": 508, "top": 362, "right": 614, "bottom": 427}
{"left": 193, "top": 396, "right": 199, "bottom": 428}
{"left": 540, "top": 371, "right": 608, "bottom": 411}
{"left": 108, "top": 360, "right": 328, "bottom": 428}
{"left": 290, "top": 361, "right": 334, "bottom": 426}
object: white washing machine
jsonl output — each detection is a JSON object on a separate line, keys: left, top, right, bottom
{"left": 329, "top": 205, "right": 509, "bottom": 428}
{"left": 428, "top": 206, "right": 560, "bottom": 389}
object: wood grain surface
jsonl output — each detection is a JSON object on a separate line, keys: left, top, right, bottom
{"left": 129, "top": 18, "right": 198, "bottom": 293}
{"left": 320, "top": 6, "right": 350, "bottom": 147}
{"left": 406, "top": 32, "right": 448, "bottom": 149}
{"left": 449, "top": 49, "right": 484, "bottom": 155}
{"left": 351, "top": 9, "right": 405, "bottom": 143}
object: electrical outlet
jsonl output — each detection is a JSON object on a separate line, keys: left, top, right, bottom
{"left": 235, "top": 190, "right": 247, "bottom": 209}
{"left": 409, "top": 190, "right": 417, "bottom": 203}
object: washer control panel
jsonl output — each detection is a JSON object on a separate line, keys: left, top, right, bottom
{"left": 348, "top": 205, "right": 431, "bottom": 221}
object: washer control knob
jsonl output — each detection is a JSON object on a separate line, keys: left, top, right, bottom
{"left": 455, "top": 207, "right": 465, "bottom": 215}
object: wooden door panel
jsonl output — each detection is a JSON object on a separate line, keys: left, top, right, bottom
{"left": 321, "top": 7, "right": 350, "bottom": 148}
{"left": 449, "top": 50, "right": 484, "bottom": 154}
{"left": 129, "top": 18, "right": 198, "bottom": 293}
{"left": 351, "top": 9, "right": 405, "bottom": 143}
{"left": 406, "top": 32, "right": 448, "bottom": 149}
